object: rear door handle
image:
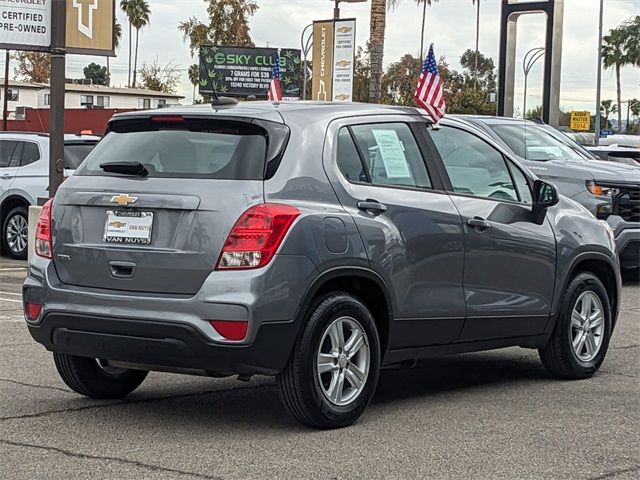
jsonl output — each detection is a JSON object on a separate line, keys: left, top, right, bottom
{"left": 467, "top": 217, "right": 492, "bottom": 230}
{"left": 357, "top": 200, "right": 388, "bottom": 213}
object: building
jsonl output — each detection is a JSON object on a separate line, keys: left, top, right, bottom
{"left": 1, "top": 79, "right": 184, "bottom": 119}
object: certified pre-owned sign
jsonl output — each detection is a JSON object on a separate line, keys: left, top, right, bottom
{"left": 0, "top": 0, "right": 52, "bottom": 50}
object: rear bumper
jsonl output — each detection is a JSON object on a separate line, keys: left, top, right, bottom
{"left": 23, "top": 253, "right": 318, "bottom": 375}
{"left": 27, "top": 312, "right": 297, "bottom": 376}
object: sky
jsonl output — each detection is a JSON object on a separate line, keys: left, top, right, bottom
{"left": 2, "top": 0, "right": 639, "bottom": 116}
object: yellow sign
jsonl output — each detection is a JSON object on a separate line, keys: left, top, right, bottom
{"left": 570, "top": 111, "right": 591, "bottom": 131}
{"left": 66, "top": 0, "right": 115, "bottom": 54}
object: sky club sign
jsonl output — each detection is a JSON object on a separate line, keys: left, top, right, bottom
{"left": 199, "top": 46, "right": 302, "bottom": 98}
{"left": 0, "top": 0, "right": 114, "bottom": 54}
{"left": 311, "top": 18, "right": 356, "bottom": 103}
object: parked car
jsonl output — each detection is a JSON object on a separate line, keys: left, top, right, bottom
{"left": 585, "top": 145, "right": 640, "bottom": 166}
{"left": 24, "top": 103, "right": 620, "bottom": 429}
{"left": 454, "top": 116, "right": 640, "bottom": 270}
{"left": 0, "top": 132, "right": 100, "bottom": 259}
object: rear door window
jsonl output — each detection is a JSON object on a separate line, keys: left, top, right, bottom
{"left": 0, "top": 140, "right": 21, "bottom": 168}
{"left": 346, "top": 123, "right": 432, "bottom": 189}
{"left": 77, "top": 119, "right": 268, "bottom": 180}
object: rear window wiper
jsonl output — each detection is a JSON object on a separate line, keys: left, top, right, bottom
{"left": 99, "top": 161, "right": 149, "bottom": 177}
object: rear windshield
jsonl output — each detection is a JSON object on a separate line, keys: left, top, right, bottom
{"left": 76, "top": 121, "right": 267, "bottom": 179}
{"left": 64, "top": 143, "right": 97, "bottom": 169}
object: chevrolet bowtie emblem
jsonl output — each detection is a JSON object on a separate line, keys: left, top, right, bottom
{"left": 110, "top": 194, "right": 138, "bottom": 206}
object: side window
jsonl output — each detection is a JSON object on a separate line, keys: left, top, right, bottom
{"left": 337, "top": 128, "right": 368, "bottom": 183}
{"left": 508, "top": 163, "right": 532, "bottom": 204}
{"left": 0, "top": 141, "right": 20, "bottom": 168}
{"left": 430, "top": 126, "right": 518, "bottom": 202}
{"left": 21, "top": 142, "right": 41, "bottom": 166}
{"left": 350, "top": 123, "right": 431, "bottom": 189}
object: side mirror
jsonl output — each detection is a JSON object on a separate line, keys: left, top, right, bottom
{"left": 533, "top": 179, "right": 559, "bottom": 209}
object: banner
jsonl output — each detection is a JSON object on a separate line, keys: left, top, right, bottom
{"left": 65, "top": 0, "right": 115, "bottom": 55}
{"left": 311, "top": 20, "right": 334, "bottom": 102}
{"left": 332, "top": 19, "right": 356, "bottom": 102}
{"left": 199, "top": 46, "right": 301, "bottom": 98}
{"left": 0, "top": 0, "right": 52, "bottom": 51}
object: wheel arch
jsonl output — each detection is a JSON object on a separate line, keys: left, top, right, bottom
{"left": 1, "top": 194, "right": 31, "bottom": 224}
{"left": 296, "top": 267, "right": 394, "bottom": 357}
{"left": 551, "top": 252, "right": 620, "bottom": 334}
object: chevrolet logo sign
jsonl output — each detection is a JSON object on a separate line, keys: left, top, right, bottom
{"left": 108, "top": 221, "right": 127, "bottom": 229}
{"left": 110, "top": 194, "right": 138, "bottom": 206}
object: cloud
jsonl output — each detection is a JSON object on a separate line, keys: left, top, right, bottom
{"left": 11, "top": 0, "right": 637, "bottom": 112}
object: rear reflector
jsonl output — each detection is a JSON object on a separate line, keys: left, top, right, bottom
{"left": 209, "top": 320, "right": 248, "bottom": 341}
{"left": 216, "top": 203, "right": 301, "bottom": 270}
{"left": 35, "top": 199, "right": 53, "bottom": 259}
{"left": 25, "top": 303, "right": 42, "bottom": 322}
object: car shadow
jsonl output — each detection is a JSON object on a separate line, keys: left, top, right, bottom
{"left": 107, "top": 350, "right": 550, "bottom": 431}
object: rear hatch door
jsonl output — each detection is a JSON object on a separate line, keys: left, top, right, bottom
{"left": 52, "top": 115, "right": 277, "bottom": 295}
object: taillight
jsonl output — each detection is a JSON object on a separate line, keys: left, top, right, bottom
{"left": 35, "top": 199, "right": 53, "bottom": 259}
{"left": 209, "top": 320, "right": 248, "bottom": 341}
{"left": 216, "top": 203, "right": 301, "bottom": 270}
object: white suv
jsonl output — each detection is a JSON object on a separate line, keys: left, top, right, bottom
{"left": 0, "top": 132, "right": 100, "bottom": 259}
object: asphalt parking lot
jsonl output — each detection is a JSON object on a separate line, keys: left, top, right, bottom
{"left": 0, "top": 257, "right": 638, "bottom": 480}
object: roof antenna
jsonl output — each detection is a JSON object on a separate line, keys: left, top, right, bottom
{"left": 208, "top": 75, "right": 237, "bottom": 108}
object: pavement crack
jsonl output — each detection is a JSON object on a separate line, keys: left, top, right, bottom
{"left": 588, "top": 464, "right": 640, "bottom": 479}
{"left": 611, "top": 343, "right": 639, "bottom": 350}
{"left": 599, "top": 370, "right": 640, "bottom": 379}
{"left": 0, "top": 377, "right": 69, "bottom": 393}
{"left": 0, "top": 383, "right": 274, "bottom": 422}
{"left": 0, "top": 439, "right": 223, "bottom": 479}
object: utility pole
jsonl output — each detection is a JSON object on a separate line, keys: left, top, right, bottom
{"left": 48, "top": 0, "right": 67, "bottom": 200}
{"left": 594, "top": 0, "right": 604, "bottom": 146}
{"left": 2, "top": 50, "right": 9, "bottom": 131}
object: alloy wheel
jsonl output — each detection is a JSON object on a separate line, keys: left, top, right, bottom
{"left": 316, "top": 316, "right": 370, "bottom": 407}
{"left": 6, "top": 214, "right": 28, "bottom": 255}
{"left": 570, "top": 291, "right": 605, "bottom": 363}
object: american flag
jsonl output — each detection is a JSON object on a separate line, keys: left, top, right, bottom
{"left": 268, "top": 53, "right": 283, "bottom": 102}
{"left": 414, "top": 45, "right": 446, "bottom": 123}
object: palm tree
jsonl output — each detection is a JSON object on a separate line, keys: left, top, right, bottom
{"left": 129, "top": 0, "right": 151, "bottom": 88}
{"left": 120, "top": 1, "right": 133, "bottom": 86}
{"left": 602, "top": 27, "right": 629, "bottom": 133}
{"left": 416, "top": 1, "right": 438, "bottom": 62}
{"left": 472, "top": 0, "right": 480, "bottom": 90}
{"left": 188, "top": 64, "right": 199, "bottom": 104}
{"left": 107, "top": 21, "right": 122, "bottom": 87}
{"left": 369, "top": 0, "right": 397, "bottom": 104}
{"left": 600, "top": 99, "right": 617, "bottom": 128}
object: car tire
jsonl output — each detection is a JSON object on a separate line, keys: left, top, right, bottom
{"left": 277, "top": 292, "right": 381, "bottom": 429}
{"left": 2, "top": 206, "right": 29, "bottom": 260}
{"left": 539, "top": 272, "right": 612, "bottom": 380}
{"left": 54, "top": 353, "right": 149, "bottom": 399}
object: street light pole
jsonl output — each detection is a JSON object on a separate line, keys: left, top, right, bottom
{"left": 334, "top": 0, "right": 340, "bottom": 19}
{"left": 301, "top": 24, "right": 313, "bottom": 100}
{"left": 594, "top": 0, "right": 604, "bottom": 146}
{"left": 2, "top": 50, "right": 9, "bottom": 131}
{"left": 523, "top": 47, "right": 545, "bottom": 119}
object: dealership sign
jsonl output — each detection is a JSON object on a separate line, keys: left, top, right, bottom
{"left": 311, "top": 18, "right": 356, "bottom": 102}
{"left": 199, "top": 46, "right": 302, "bottom": 98}
{"left": 0, "top": 0, "right": 52, "bottom": 51}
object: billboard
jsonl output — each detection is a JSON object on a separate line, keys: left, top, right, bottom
{"left": 66, "top": 0, "right": 115, "bottom": 55}
{"left": 199, "top": 46, "right": 302, "bottom": 98}
{"left": 0, "top": 0, "right": 52, "bottom": 51}
{"left": 311, "top": 18, "right": 356, "bottom": 102}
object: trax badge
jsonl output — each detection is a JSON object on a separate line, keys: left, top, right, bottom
{"left": 110, "top": 194, "right": 138, "bottom": 206}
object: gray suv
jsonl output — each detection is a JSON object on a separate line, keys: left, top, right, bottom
{"left": 24, "top": 103, "right": 621, "bottom": 429}
{"left": 455, "top": 116, "right": 640, "bottom": 270}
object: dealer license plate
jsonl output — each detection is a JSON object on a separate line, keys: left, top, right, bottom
{"left": 104, "top": 211, "right": 154, "bottom": 245}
